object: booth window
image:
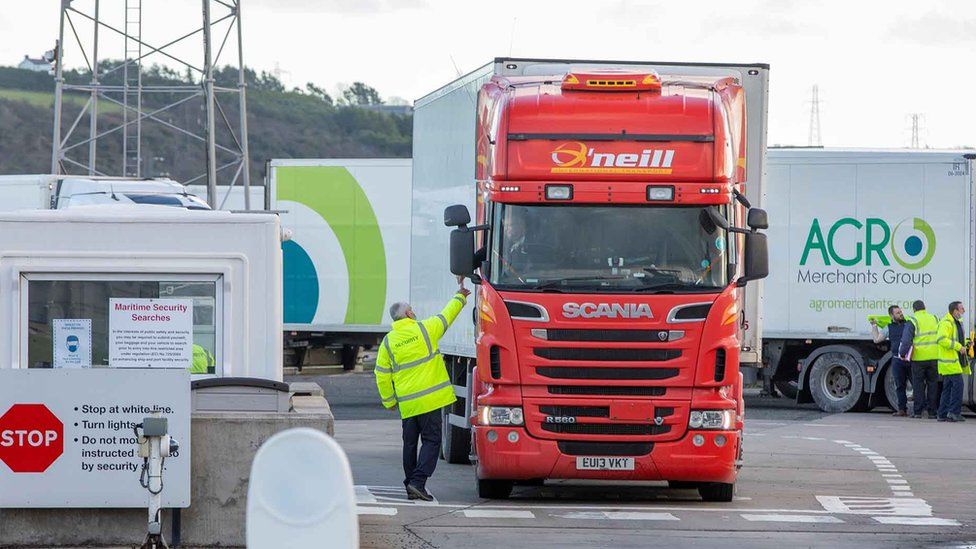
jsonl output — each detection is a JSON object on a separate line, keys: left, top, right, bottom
{"left": 23, "top": 274, "right": 221, "bottom": 374}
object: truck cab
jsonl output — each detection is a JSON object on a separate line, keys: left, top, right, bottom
{"left": 439, "top": 60, "right": 770, "bottom": 501}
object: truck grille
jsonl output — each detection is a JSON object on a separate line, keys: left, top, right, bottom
{"left": 547, "top": 386, "right": 667, "bottom": 396}
{"left": 541, "top": 423, "right": 672, "bottom": 436}
{"left": 534, "top": 348, "right": 680, "bottom": 362}
{"left": 557, "top": 441, "right": 654, "bottom": 456}
{"left": 537, "top": 366, "right": 678, "bottom": 380}
{"left": 539, "top": 405, "right": 609, "bottom": 418}
{"left": 545, "top": 329, "right": 665, "bottom": 342}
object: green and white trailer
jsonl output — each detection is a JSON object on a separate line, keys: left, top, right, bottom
{"left": 266, "top": 159, "right": 412, "bottom": 368}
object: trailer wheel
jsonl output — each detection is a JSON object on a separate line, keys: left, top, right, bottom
{"left": 809, "top": 351, "right": 864, "bottom": 413}
{"left": 477, "top": 478, "right": 513, "bottom": 499}
{"left": 340, "top": 344, "right": 359, "bottom": 371}
{"left": 698, "top": 482, "right": 734, "bottom": 502}
{"left": 441, "top": 406, "right": 471, "bottom": 464}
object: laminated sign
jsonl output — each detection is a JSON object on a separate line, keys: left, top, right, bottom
{"left": 109, "top": 298, "right": 193, "bottom": 369}
{"left": 52, "top": 319, "right": 92, "bottom": 369}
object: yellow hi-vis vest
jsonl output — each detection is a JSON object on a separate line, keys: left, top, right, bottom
{"left": 937, "top": 313, "right": 972, "bottom": 376}
{"left": 375, "top": 293, "right": 467, "bottom": 419}
{"left": 192, "top": 344, "right": 215, "bottom": 374}
{"left": 907, "top": 310, "right": 939, "bottom": 361}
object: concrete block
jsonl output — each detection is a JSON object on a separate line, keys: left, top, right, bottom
{"left": 0, "top": 407, "right": 335, "bottom": 547}
{"left": 289, "top": 380, "right": 325, "bottom": 398}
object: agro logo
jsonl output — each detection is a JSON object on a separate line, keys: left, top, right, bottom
{"left": 800, "top": 217, "right": 936, "bottom": 270}
{"left": 550, "top": 141, "right": 675, "bottom": 173}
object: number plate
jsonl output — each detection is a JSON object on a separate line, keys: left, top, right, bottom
{"left": 575, "top": 456, "right": 635, "bottom": 471}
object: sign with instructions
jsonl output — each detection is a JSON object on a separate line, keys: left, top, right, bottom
{"left": 109, "top": 298, "right": 193, "bottom": 369}
{"left": 52, "top": 319, "right": 92, "bottom": 369}
{"left": 0, "top": 369, "right": 190, "bottom": 508}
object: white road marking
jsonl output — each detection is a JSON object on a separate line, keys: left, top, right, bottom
{"left": 891, "top": 486, "right": 912, "bottom": 492}
{"left": 886, "top": 479, "right": 909, "bottom": 485}
{"left": 356, "top": 506, "right": 397, "bottom": 516}
{"left": 552, "top": 511, "right": 679, "bottom": 521}
{"left": 873, "top": 516, "right": 961, "bottom": 526}
{"left": 802, "top": 423, "right": 848, "bottom": 427}
{"left": 882, "top": 474, "right": 903, "bottom": 478}
{"left": 894, "top": 493, "right": 915, "bottom": 497}
{"left": 817, "top": 496, "right": 931, "bottom": 516}
{"left": 833, "top": 439, "right": 853, "bottom": 444}
{"left": 742, "top": 514, "right": 844, "bottom": 524}
{"left": 801, "top": 436, "right": 826, "bottom": 441}
{"left": 462, "top": 509, "right": 535, "bottom": 519}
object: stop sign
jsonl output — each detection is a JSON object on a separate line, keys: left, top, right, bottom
{"left": 0, "top": 404, "right": 64, "bottom": 473}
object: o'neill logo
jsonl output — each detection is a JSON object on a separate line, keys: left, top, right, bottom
{"left": 563, "top": 302, "right": 653, "bottom": 319}
{"left": 550, "top": 142, "right": 675, "bottom": 175}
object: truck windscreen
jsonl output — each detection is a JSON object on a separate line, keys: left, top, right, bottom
{"left": 489, "top": 204, "right": 730, "bottom": 293}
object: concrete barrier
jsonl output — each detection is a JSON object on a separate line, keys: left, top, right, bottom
{"left": 0, "top": 394, "right": 334, "bottom": 547}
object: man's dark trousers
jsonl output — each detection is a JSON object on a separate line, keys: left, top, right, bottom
{"left": 910, "top": 360, "right": 939, "bottom": 416}
{"left": 402, "top": 408, "right": 443, "bottom": 491}
{"left": 937, "top": 374, "right": 964, "bottom": 419}
{"left": 891, "top": 357, "right": 910, "bottom": 412}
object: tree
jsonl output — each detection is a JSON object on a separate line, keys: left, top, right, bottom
{"left": 305, "top": 82, "right": 333, "bottom": 105}
{"left": 342, "top": 82, "right": 382, "bottom": 106}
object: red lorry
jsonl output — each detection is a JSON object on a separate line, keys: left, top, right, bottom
{"left": 410, "top": 58, "right": 770, "bottom": 501}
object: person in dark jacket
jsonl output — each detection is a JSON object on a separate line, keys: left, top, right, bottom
{"left": 871, "top": 305, "right": 909, "bottom": 416}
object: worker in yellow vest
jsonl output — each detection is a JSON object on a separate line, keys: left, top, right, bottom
{"left": 936, "top": 301, "right": 971, "bottom": 422}
{"left": 898, "top": 300, "right": 940, "bottom": 418}
{"left": 375, "top": 282, "right": 470, "bottom": 501}
{"left": 192, "top": 344, "right": 215, "bottom": 374}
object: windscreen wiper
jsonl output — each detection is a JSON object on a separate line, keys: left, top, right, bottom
{"left": 532, "top": 275, "right": 627, "bottom": 290}
{"left": 628, "top": 281, "right": 722, "bottom": 294}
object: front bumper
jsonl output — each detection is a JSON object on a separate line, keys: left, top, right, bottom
{"left": 474, "top": 426, "right": 739, "bottom": 484}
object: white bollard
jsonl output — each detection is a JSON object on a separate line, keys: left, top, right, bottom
{"left": 246, "top": 427, "right": 358, "bottom": 549}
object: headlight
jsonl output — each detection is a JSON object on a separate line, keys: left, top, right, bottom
{"left": 688, "top": 410, "right": 734, "bottom": 430}
{"left": 478, "top": 406, "right": 524, "bottom": 426}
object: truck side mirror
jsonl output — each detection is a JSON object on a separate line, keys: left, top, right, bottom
{"left": 444, "top": 205, "right": 471, "bottom": 227}
{"left": 739, "top": 231, "right": 769, "bottom": 286}
{"left": 747, "top": 208, "right": 768, "bottom": 230}
{"left": 450, "top": 228, "right": 478, "bottom": 280}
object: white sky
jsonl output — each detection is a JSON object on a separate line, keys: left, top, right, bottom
{"left": 2, "top": 0, "right": 973, "bottom": 148}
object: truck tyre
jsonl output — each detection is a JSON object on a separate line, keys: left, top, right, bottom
{"left": 883, "top": 364, "right": 913, "bottom": 412}
{"left": 477, "top": 478, "right": 514, "bottom": 499}
{"left": 441, "top": 407, "right": 471, "bottom": 464}
{"left": 774, "top": 379, "right": 799, "bottom": 400}
{"left": 809, "top": 351, "right": 864, "bottom": 413}
{"left": 698, "top": 482, "right": 734, "bottom": 502}
{"left": 340, "top": 344, "right": 359, "bottom": 371}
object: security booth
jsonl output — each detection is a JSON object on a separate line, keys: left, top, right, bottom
{"left": 0, "top": 207, "right": 326, "bottom": 548}
{"left": 0, "top": 206, "right": 282, "bottom": 379}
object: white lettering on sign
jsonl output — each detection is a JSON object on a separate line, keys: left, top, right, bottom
{"left": 1, "top": 429, "right": 59, "bottom": 447}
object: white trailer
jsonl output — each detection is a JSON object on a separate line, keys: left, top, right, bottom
{"left": 0, "top": 206, "right": 283, "bottom": 380}
{"left": 762, "top": 148, "right": 976, "bottom": 412}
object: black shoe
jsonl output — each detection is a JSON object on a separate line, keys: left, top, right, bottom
{"left": 910, "top": 414, "right": 922, "bottom": 419}
{"left": 937, "top": 417, "right": 948, "bottom": 422}
{"left": 406, "top": 484, "right": 434, "bottom": 502}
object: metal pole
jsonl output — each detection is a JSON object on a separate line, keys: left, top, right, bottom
{"left": 235, "top": 0, "right": 252, "bottom": 210}
{"left": 51, "top": 3, "right": 68, "bottom": 175}
{"left": 88, "top": 0, "right": 99, "bottom": 175}
{"left": 202, "top": 0, "right": 218, "bottom": 208}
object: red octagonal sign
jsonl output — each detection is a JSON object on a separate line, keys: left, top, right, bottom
{"left": 0, "top": 404, "right": 64, "bottom": 473}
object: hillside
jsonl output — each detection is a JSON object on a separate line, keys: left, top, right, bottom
{"left": 0, "top": 65, "right": 411, "bottom": 181}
